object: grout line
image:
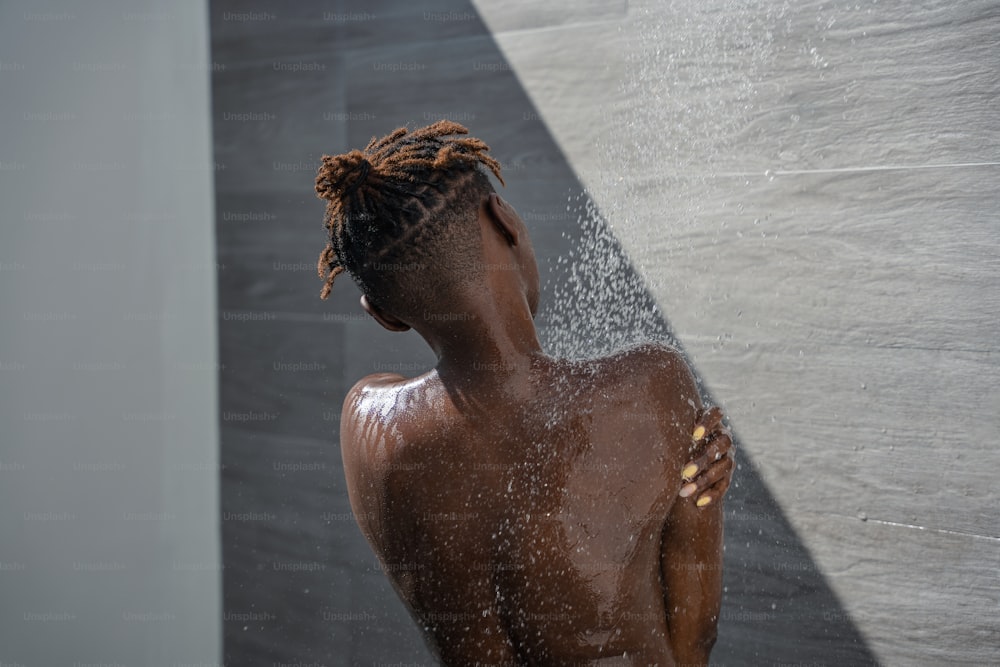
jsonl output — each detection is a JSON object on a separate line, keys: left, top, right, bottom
{"left": 679, "top": 334, "right": 997, "bottom": 356}
{"left": 711, "top": 160, "right": 1000, "bottom": 178}
{"left": 808, "top": 510, "right": 1000, "bottom": 543}
{"left": 862, "top": 517, "right": 1000, "bottom": 543}
{"left": 773, "top": 161, "right": 1000, "bottom": 176}
{"left": 219, "top": 310, "right": 369, "bottom": 323}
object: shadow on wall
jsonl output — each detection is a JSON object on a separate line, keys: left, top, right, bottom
{"left": 208, "top": 0, "right": 878, "bottom": 663}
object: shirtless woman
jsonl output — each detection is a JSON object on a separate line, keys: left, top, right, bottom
{"left": 315, "top": 121, "right": 735, "bottom": 665}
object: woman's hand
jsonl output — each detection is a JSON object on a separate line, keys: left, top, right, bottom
{"left": 679, "top": 406, "right": 735, "bottom": 508}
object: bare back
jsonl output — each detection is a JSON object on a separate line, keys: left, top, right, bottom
{"left": 340, "top": 343, "right": 706, "bottom": 664}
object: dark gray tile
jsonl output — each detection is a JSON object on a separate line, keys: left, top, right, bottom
{"left": 343, "top": 36, "right": 563, "bottom": 150}
{"left": 218, "top": 319, "right": 345, "bottom": 440}
{"left": 212, "top": 189, "right": 369, "bottom": 320}
{"left": 349, "top": 571, "right": 434, "bottom": 663}
{"left": 211, "top": 55, "right": 346, "bottom": 193}
{"left": 211, "top": 0, "right": 493, "bottom": 58}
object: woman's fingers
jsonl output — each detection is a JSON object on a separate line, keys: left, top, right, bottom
{"left": 691, "top": 406, "right": 725, "bottom": 442}
{"left": 681, "top": 456, "right": 734, "bottom": 508}
{"left": 682, "top": 430, "right": 733, "bottom": 482}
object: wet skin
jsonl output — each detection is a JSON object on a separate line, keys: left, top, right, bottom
{"left": 340, "top": 193, "right": 735, "bottom": 665}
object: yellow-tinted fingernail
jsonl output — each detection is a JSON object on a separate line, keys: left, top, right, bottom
{"left": 692, "top": 425, "right": 706, "bottom": 441}
{"left": 682, "top": 464, "right": 699, "bottom": 480}
{"left": 696, "top": 495, "right": 713, "bottom": 507}
{"left": 679, "top": 483, "right": 697, "bottom": 498}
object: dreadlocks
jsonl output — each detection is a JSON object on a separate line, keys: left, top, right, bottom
{"left": 315, "top": 120, "right": 505, "bottom": 316}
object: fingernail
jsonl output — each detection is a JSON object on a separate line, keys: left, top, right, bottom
{"left": 681, "top": 463, "right": 699, "bottom": 480}
{"left": 696, "top": 495, "right": 713, "bottom": 507}
{"left": 692, "top": 425, "right": 706, "bottom": 441}
{"left": 679, "top": 483, "right": 697, "bottom": 498}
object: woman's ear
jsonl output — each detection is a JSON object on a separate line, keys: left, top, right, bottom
{"left": 360, "top": 295, "right": 411, "bottom": 332}
{"left": 487, "top": 192, "right": 520, "bottom": 246}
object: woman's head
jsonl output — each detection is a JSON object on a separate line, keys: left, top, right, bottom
{"left": 315, "top": 120, "right": 505, "bottom": 317}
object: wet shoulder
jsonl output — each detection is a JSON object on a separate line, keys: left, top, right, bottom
{"left": 340, "top": 371, "right": 447, "bottom": 463}
{"left": 569, "top": 342, "right": 701, "bottom": 454}
{"left": 339, "top": 371, "right": 459, "bottom": 541}
{"left": 588, "top": 342, "right": 699, "bottom": 404}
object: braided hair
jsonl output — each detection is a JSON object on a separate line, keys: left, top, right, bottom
{"left": 315, "top": 120, "right": 505, "bottom": 314}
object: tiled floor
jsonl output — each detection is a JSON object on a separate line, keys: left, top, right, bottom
{"left": 210, "top": 1, "right": 878, "bottom": 664}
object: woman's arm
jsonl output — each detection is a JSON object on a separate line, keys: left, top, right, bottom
{"left": 660, "top": 478, "right": 725, "bottom": 665}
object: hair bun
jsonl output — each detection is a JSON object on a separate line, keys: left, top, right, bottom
{"left": 315, "top": 149, "right": 372, "bottom": 200}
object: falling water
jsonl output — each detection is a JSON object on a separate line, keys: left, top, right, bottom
{"left": 535, "top": 0, "right": 1000, "bottom": 663}
{"left": 540, "top": 1, "right": 782, "bottom": 360}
